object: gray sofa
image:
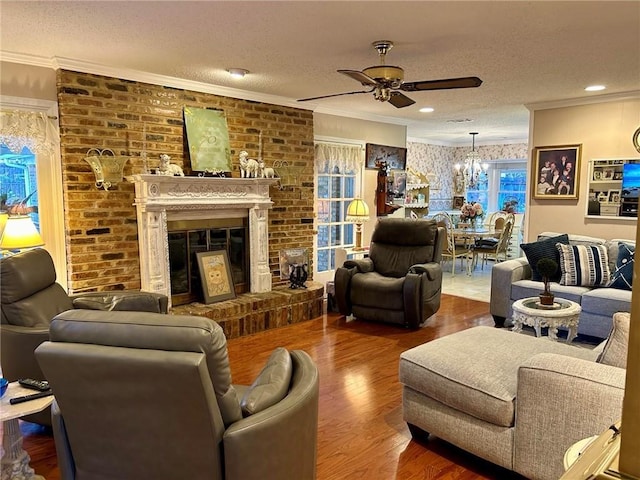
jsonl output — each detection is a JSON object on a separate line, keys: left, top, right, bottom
{"left": 400, "top": 312, "right": 629, "bottom": 480}
{"left": 490, "top": 232, "right": 633, "bottom": 339}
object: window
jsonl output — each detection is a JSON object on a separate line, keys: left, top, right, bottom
{"left": 316, "top": 164, "right": 356, "bottom": 273}
{"left": 1, "top": 97, "right": 66, "bottom": 287}
{"left": 473, "top": 161, "right": 527, "bottom": 214}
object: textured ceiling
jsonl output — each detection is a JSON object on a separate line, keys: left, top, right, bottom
{"left": 1, "top": 1, "right": 639, "bottom": 145}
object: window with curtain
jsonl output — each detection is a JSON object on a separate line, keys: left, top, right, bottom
{"left": 314, "top": 142, "right": 363, "bottom": 278}
{"left": 0, "top": 101, "right": 67, "bottom": 286}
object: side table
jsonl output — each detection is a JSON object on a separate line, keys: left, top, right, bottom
{"left": 1, "top": 382, "right": 54, "bottom": 480}
{"left": 512, "top": 297, "right": 581, "bottom": 342}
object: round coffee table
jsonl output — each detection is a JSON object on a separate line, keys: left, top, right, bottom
{"left": 511, "top": 297, "right": 581, "bottom": 342}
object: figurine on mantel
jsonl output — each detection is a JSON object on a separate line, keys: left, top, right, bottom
{"left": 258, "top": 160, "right": 276, "bottom": 179}
{"left": 239, "top": 151, "right": 259, "bottom": 178}
{"left": 157, "top": 154, "right": 184, "bottom": 177}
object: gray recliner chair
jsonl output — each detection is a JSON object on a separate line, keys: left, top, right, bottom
{"left": 35, "top": 310, "right": 319, "bottom": 480}
{"left": 334, "top": 218, "right": 445, "bottom": 329}
{"left": 0, "top": 248, "right": 168, "bottom": 426}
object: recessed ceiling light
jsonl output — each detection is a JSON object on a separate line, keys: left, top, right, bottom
{"left": 419, "top": 107, "right": 434, "bottom": 113}
{"left": 585, "top": 85, "right": 606, "bottom": 92}
{"left": 227, "top": 68, "right": 249, "bottom": 79}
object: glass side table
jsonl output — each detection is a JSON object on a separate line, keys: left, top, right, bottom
{"left": 512, "top": 297, "right": 581, "bottom": 342}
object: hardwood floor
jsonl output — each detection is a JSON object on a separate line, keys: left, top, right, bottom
{"left": 21, "top": 294, "right": 526, "bottom": 479}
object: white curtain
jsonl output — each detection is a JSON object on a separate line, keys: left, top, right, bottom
{"left": 314, "top": 142, "right": 363, "bottom": 172}
{"left": 0, "top": 109, "right": 60, "bottom": 155}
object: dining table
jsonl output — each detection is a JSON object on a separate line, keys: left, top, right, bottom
{"left": 451, "top": 227, "right": 501, "bottom": 275}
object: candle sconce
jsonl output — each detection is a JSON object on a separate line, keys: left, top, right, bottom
{"left": 84, "top": 148, "right": 129, "bottom": 190}
{"left": 272, "top": 160, "right": 304, "bottom": 190}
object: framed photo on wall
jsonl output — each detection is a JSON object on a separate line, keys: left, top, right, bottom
{"left": 532, "top": 144, "right": 581, "bottom": 200}
{"left": 365, "top": 143, "right": 407, "bottom": 170}
{"left": 196, "top": 250, "right": 236, "bottom": 304}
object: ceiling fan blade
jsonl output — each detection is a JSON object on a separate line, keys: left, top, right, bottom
{"left": 298, "top": 89, "right": 373, "bottom": 102}
{"left": 400, "top": 76, "right": 483, "bottom": 92}
{"left": 338, "top": 69, "right": 379, "bottom": 87}
{"left": 388, "top": 91, "right": 415, "bottom": 108}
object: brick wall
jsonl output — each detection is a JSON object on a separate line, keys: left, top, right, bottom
{"left": 56, "top": 70, "right": 315, "bottom": 293}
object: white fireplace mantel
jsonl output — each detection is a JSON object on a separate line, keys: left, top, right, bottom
{"left": 127, "top": 174, "right": 278, "bottom": 306}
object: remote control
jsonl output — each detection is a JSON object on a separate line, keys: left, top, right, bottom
{"left": 18, "top": 378, "right": 50, "bottom": 391}
{"left": 9, "top": 390, "right": 53, "bottom": 405}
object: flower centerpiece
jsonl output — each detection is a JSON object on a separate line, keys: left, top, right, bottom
{"left": 460, "top": 202, "right": 484, "bottom": 227}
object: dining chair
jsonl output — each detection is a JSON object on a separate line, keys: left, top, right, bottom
{"left": 431, "top": 212, "right": 469, "bottom": 275}
{"left": 471, "top": 217, "right": 515, "bottom": 269}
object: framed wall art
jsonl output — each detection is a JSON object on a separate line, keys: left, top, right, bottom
{"left": 365, "top": 143, "right": 407, "bottom": 170}
{"left": 196, "top": 250, "right": 236, "bottom": 304}
{"left": 184, "top": 106, "right": 232, "bottom": 174}
{"left": 532, "top": 144, "right": 581, "bottom": 200}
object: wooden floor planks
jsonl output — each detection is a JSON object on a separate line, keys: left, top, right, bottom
{"left": 20, "top": 294, "right": 526, "bottom": 479}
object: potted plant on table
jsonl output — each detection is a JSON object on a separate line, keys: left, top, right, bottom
{"left": 536, "top": 258, "right": 558, "bottom": 306}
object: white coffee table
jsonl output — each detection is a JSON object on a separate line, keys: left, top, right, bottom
{"left": 512, "top": 297, "right": 581, "bottom": 342}
{"left": 1, "top": 382, "right": 54, "bottom": 480}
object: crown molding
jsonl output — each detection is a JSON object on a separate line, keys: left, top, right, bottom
{"left": 526, "top": 90, "right": 640, "bottom": 111}
{"left": 0, "top": 51, "right": 53, "bottom": 68}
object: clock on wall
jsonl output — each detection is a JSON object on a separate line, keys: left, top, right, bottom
{"left": 633, "top": 126, "right": 640, "bottom": 154}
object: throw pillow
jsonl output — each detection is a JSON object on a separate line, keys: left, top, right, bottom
{"left": 597, "top": 312, "right": 630, "bottom": 369}
{"left": 556, "top": 243, "right": 610, "bottom": 286}
{"left": 609, "top": 242, "right": 635, "bottom": 291}
{"left": 240, "top": 347, "right": 292, "bottom": 417}
{"left": 520, "top": 234, "right": 570, "bottom": 281}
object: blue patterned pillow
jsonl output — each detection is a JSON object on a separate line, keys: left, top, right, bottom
{"left": 520, "top": 234, "right": 570, "bottom": 281}
{"left": 609, "top": 242, "right": 634, "bottom": 290}
{"left": 556, "top": 243, "right": 610, "bottom": 286}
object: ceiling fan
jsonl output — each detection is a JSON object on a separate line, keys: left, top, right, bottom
{"left": 298, "top": 40, "right": 482, "bottom": 108}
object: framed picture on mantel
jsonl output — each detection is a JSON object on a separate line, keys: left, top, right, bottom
{"left": 184, "top": 106, "right": 232, "bottom": 174}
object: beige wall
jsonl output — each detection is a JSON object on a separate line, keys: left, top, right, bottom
{"left": 1, "top": 61, "right": 57, "bottom": 100}
{"left": 528, "top": 98, "right": 640, "bottom": 242}
{"left": 314, "top": 113, "right": 406, "bottom": 246}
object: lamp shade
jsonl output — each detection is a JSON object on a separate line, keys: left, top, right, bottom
{"left": 0, "top": 212, "right": 8, "bottom": 239}
{"left": 345, "top": 199, "right": 370, "bottom": 223}
{"left": 0, "top": 215, "right": 44, "bottom": 250}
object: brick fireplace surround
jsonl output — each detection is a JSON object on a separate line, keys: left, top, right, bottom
{"left": 56, "top": 70, "right": 322, "bottom": 338}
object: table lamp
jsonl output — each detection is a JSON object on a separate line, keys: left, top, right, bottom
{"left": 345, "top": 198, "right": 370, "bottom": 250}
{"left": 0, "top": 215, "right": 44, "bottom": 255}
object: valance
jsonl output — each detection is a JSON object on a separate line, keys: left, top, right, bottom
{"left": 0, "top": 109, "right": 59, "bottom": 156}
{"left": 314, "top": 142, "right": 363, "bottom": 173}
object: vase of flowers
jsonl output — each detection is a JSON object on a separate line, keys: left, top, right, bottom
{"left": 536, "top": 258, "right": 558, "bottom": 306}
{"left": 460, "top": 202, "right": 484, "bottom": 227}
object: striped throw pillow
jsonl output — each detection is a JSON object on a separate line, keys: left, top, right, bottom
{"left": 556, "top": 243, "right": 610, "bottom": 286}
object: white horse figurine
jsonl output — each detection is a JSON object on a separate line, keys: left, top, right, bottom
{"left": 157, "top": 154, "right": 184, "bottom": 177}
{"left": 239, "top": 151, "right": 259, "bottom": 178}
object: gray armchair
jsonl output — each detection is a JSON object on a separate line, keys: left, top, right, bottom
{"left": 334, "top": 218, "right": 445, "bottom": 328}
{"left": 35, "top": 310, "right": 319, "bottom": 480}
{"left": 0, "top": 248, "right": 168, "bottom": 426}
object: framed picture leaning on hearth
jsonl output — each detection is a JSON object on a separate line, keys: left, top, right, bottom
{"left": 196, "top": 250, "right": 236, "bottom": 304}
{"left": 532, "top": 144, "right": 581, "bottom": 200}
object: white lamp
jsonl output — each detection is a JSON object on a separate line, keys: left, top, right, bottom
{"left": 345, "top": 199, "right": 370, "bottom": 250}
{"left": 0, "top": 215, "right": 44, "bottom": 253}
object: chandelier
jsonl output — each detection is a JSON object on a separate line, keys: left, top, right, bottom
{"left": 455, "top": 132, "right": 488, "bottom": 189}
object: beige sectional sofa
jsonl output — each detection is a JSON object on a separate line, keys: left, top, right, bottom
{"left": 490, "top": 232, "right": 634, "bottom": 339}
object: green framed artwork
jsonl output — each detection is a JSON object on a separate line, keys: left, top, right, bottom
{"left": 184, "top": 106, "right": 232, "bottom": 173}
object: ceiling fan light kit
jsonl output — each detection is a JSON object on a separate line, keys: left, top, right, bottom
{"left": 298, "top": 40, "right": 482, "bottom": 108}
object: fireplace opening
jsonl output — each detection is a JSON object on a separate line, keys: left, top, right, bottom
{"left": 168, "top": 218, "right": 248, "bottom": 306}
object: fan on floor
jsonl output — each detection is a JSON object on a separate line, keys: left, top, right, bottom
{"left": 298, "top": 40, "right": 482, "bottom": 108}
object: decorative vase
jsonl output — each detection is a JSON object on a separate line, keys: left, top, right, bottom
{"left": 470, "top": 217, "right": 477, "bottom": 228}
